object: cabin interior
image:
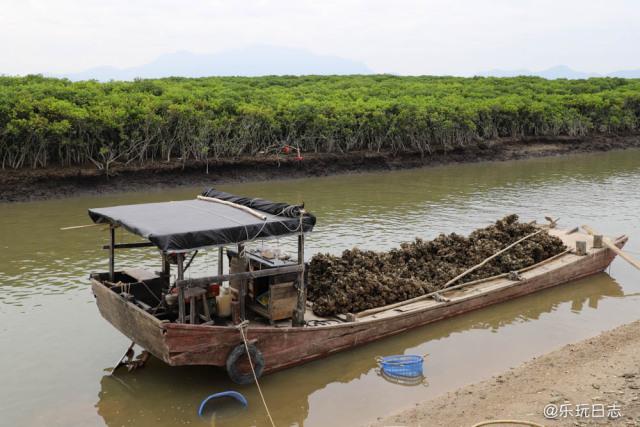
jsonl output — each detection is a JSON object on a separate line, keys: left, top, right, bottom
{"left": 91, "top": 243, "right": 313, "bottom": 327}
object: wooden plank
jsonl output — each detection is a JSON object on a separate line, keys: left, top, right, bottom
{"left": 583, "top": 225, "right": 640, "bottom": 270}
{"left": 229, "top": 249, "right": 249, "bottom": 322}
{"left": 122, "top": 268, "right": 158, "bottom": 282}
{"left": 576, "top": 240, "right": 587, "bottom": 255}
{"left": 270, "top": 281, "right": 296, "bottom": 298}
{"left": 60, "top": 223, "right": 103, "bottom": 230}
{"left": 176, "top": 264, "right": 304, "bottom": 288}
{"left": 91, "top": 279, "right": 170, "bottom": 362}
{"left": 249, "top": 302, "right": 270, "bottom": 318}
{"left": 270, "top": 282, "right": 297, "bottom": 321}
{"left": 102, "top": 242, "right": 155, "bottom": 250}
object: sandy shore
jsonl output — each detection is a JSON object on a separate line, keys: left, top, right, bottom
{"left": 374, "top": 320, "right": 640, "bottom": 426}
{"left": 2, "top": 135, "right": 639, "bottom": 202}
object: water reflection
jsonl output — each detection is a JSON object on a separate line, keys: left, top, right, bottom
{"left": 95, "top": 273, "right": 623, "bottom": 427}
{"left": 2, "top": 149, "right": 640, "bottom": 427}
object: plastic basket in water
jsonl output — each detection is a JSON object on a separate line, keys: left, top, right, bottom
{"left": 376, "top": 354, "right": 424, "bottom": 378}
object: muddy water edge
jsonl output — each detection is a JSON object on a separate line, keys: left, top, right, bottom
{"left": 1, "top": 148, "right": 640, "bottom": 427}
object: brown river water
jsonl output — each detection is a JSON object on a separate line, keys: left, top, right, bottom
{"left": 1, "top": 149, "right": 640, "bottom": 427}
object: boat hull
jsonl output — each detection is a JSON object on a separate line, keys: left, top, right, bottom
{"left": 91, "top": 232, "right": 627, "bottom": 374}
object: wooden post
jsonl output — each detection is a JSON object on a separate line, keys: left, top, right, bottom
{"left": 238, "top": 244, "right": 246, "bottom": 321}
{"left": 582, "top": 224, "right": 640, "bottom": 271}
{"left": 293, "top": 232, "right": 306, "bottom": 326}
{"left": 161, "top": 251, "right": 170, "bottom": 283}
{"left": 177, "top": 253, "right": 186, "bottom": 323}
{"left": 218, "top": 247, "right": 224, "bottom": 276}
{"left": 593, "top": 235, "right": 603, "bottom": 249}
{"left": 109, "top": 226, "right": 115, "bottom": 281}
{"left": 189, "top": 294, "right": 197, "bottom": 324}
{"left": 576, "top": 240, "right": 587, "bottom": 256}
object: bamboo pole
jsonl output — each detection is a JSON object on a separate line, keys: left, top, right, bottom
{"left": 356, "top": 229, "right": 544, "bottom": 318}
{"left": 196, "top": 195, "right": 267, "bottom": 220}
{"left": 582, "top": 225, "right": 640, "bottom": 271}
{"left": 441, "top": 229, "right": 544, "bottom": 288}
{"left": 60, "top": 223, "right": 103, "bottom": 231}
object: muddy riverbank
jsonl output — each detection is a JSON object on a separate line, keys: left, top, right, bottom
{"left": 2, "top": 135, "right": 639, "bottom": 202}
{"left": 376, "top": 320, "right": 640, "bottom": 426}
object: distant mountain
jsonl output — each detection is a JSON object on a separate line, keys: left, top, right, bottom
{"left": 609, "top": 69, "right": 640, "bottom": 78}
{"left": 57, "top": 46, "right": 373, "bottom": 81}
{"left": 478, "top": 65, "right": 640, "bottom": 79}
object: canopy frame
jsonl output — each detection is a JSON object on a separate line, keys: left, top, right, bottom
{"left": 93, "top": 190, "right": 312, "bottom": 327}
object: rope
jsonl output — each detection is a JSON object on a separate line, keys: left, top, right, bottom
{"left": 139, "top": 281, "right": 162, "bottom": 304}
{"left": 471, "top": 420, "right": 544, "bottom": 427}
{"left": 183, "top": 250, "right": 199, "bottom": 273}
{"left": 237, "top": 321, "right": 276, "bottom": 427}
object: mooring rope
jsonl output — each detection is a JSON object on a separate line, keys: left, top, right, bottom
{"left": 236, "top": 321, "right": 276, "bottom": 427}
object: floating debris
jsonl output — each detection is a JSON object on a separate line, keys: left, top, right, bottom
{"left": 198, "top": 391, "right": 248, "bottom": 417}
{"left": 308, "top": 215, "right": 566, "bottom": 316}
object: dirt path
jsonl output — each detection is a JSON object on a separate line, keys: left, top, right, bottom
{"left": 2, "top": 135, "right": 639, "bottom": 202}
{"left": 374, "top": 320, "right": 640, "bottom": 426}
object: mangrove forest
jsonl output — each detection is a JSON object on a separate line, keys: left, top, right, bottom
{"left": 1, "top": 74, "right": 639, "bottom": 170}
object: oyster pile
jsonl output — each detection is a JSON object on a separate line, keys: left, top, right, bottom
{"left": 307, "top": 215, "right": 566, "bottom": 317}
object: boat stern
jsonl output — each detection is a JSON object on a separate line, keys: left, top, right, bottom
{"left": 91, "top": 279, "right": 172, "bottom": 364}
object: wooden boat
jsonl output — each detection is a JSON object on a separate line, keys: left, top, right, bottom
{"left": 88, "top": 190, "right": 627, "bottom": 381}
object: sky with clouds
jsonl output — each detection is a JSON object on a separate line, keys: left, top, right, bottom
{"left": 2, "top": 0, "right": 639, "bottom": 76}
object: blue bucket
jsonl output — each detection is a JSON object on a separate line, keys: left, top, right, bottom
{"left": 376, "top": 354, "right": 424, "bottom": 378}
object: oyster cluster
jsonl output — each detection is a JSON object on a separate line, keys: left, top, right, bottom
{"left": 307, "top": 215, "right": 566, "bottom": 317}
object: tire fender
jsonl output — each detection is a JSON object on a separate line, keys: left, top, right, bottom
{"left": 226, "top": 342, "right": 265, "bottom": 385}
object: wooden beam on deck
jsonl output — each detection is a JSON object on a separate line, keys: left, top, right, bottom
{"left": 175, "top": 264, "right": 304, "bottom": 288}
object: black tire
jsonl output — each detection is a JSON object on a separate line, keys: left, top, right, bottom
{"left": 226, "top": 343, "right": 265, "bottom": 385}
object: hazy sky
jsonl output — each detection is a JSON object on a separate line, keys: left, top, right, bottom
{"left": 2, "top": 0, "right": 639, "bottom": 75}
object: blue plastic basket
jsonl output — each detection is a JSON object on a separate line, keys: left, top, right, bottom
{"left": 376, "top": 354, "right": 424, "bottom": 378}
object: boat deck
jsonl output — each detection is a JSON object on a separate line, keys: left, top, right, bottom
{"left": 351, "top": 228, "right": 613, "bottom": 321}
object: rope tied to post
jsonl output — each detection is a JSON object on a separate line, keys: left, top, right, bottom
{"left": 236, "top": 320, "right": 276, "bottom": 427}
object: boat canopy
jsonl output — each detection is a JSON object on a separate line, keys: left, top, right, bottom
{"left": 88, "top": 189, "right": 316, "bottom": 252}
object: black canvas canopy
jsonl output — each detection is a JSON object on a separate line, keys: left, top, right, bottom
{"left": 88, "top": 189, "right": 316, "bottom": 252}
